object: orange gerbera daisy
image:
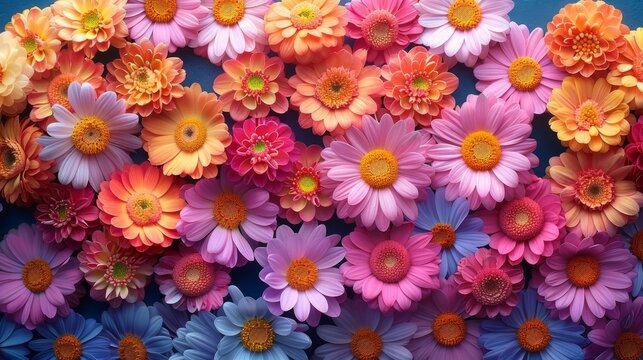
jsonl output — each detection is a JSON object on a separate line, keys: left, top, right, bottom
{"left": 97, "top": 162, "right": 186, "bottom": 252}
{"left": 544, "top": 0, "right": 629, "bottom": 78}
{"left": 265, "top": 0, "right": 347, "bottom": 64}
{"left": 142, "top": 83, "right": 232, "bottom": 179}
{"left": 289, "top": 47, "right": 383, "bottom": 135}
{"left": 0, "top": 32, "right": 34, "bottom": 116}
{"left": 107, "top": 39, "right": 186, "bottom": 117}
{"left": 607, "top": 28, "right": 643, "bottom": 110}
{"left": 52, "top": 0, "right": 128, "bottom": 58}
{"left": 548, "top": 76, "right": 630, "bottom": 153}
{"left": 5, "top": 7, "right": 62, "bottom": 73}
{"left": 0, "top": 116, "right": 54, "bottom": 206}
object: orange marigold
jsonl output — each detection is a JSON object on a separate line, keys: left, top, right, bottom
{"left": 607, "top": 28, "right": 643, "bottom": 111}
{"left": 5, "top": 7, "right": 62, "bottom": 73}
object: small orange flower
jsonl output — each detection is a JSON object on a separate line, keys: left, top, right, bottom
{"left": 0, "top": 32, "right": 34, "bottom": 116}
{"left": 607, "top": 28, "right": 643, "bottom": 111}
{"left": 5, "top": 7, "right": 62, "bottom": 73}
{"left": 544, "top": 0, "right": 629, "bottom": 78}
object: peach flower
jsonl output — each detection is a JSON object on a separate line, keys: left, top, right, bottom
{"left": 5, "top": 7, "right": 62, "bottom": 73}
{"left": 0, "top": 32, "right": 34, "bottom": 116}
{"left": 607, "top": 28, "right": 643, "bottom": 111}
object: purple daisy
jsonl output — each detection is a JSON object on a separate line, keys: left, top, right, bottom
{"left": 586, "top": 297, "right": 643, "bottom": 360}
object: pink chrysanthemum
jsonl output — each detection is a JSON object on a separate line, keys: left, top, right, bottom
{"left": 341, "top": 223, "right": 441, "bottom": 313}
{"left": 454, "top": 248, "right": 525, "bottom": 318}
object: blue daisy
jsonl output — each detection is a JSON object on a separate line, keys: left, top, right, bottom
{"left": 479, "top": 289, "right": 587, "bottom": 360}
{"left": 153, "top": 302, "right": 190, "bottom": 338}
{"left": 170, "top": 311, "right": 220, "bottom": 360}
{"left": 621, "top": 216, "right": 643, "bottom": 297}
{"left": 214, "top": 286, "right": 311, "bottom": 360}
{"left": 0, "top": 315, "right": 31, "bottom": 360}
{"left": 413, "top": 187, "right": 489, "bottom": 277}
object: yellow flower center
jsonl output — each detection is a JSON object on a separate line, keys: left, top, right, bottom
{"left": 516, "top": 319, "right": 551, "bottom": 353}
{"left": 573, "top": 32, "right": 600, "bottom": 59}
{"left": 574, "top": 169, "right": 615, "bottom": 210}
{"left": 432, "top": 312, "right": 468, "bottom": 347}
{"left": 174, "top": 117, "right": 207, "bottom": 153}
{"left": 447, "top": 0, "right": 482, "bottom": 31}
{"left": 461, "top": 130, "right": 502, "bottom": 171}
{"left": 144, "top": 0, "right": 177, "bottom": 23}
{"left": 297, "top": 174, "right": 318, "bottom": 193}
{"left": 359, "top": 149, "right": 399, "bottom": 189}
{"left": 315, "top": 67, "right": 358, "bottom": 110}
{"left": 213, "top": 0, "right": 245, "bottom": 26}
{"left": 126, "top": 193, "right": 163, "bottom": 226}
{"left": 286, "top": 257, "right": 318, "bottom": 291}
{"left": 240, "top": 318, "right": 275, "bottom": 352}
{"left": 631, "top": 230, "right": 643, "bottom": 261}
{"left": 0, "top": 140, "right": 26, "bottom": 180}
{"left": 22, "top": 258, "right": 53, "bottom": 293}
{"left": 47, "top": 73, "right": 76, "bottom": 110}
{"left": 412, "top": 75, "right": 431, "bottom": 90}
{"left": 71, "top": 116, "right": 111, "bottom": 155}
{"left": 290, "top": 1, "right": 323, "bottom": 30}
{"left": 508, "top": 57, "right": 542, "bottom": 91}
{"left": 118, "top": 334, "right": 148, "bottom": 360}
{"left": 575, "top": 100, "right": 605, "bottom": 130}
{"left": 614, "top": 332, "right": 643, "bottom": 360}
{"left": 566, "top": 255, "right": 600, "bottom": 288}
{"left": 82, "top": 10, "right": 102, "bottom": 31}
{"left": 212, "top": 192, "right": 247, "bottom": 229}
{"left": 243, "top": 72, "right": 267, "bottom": 93}
{"left": 431, "top": 223, "right": 456, "bottom": 248}
{"left": 53, "top": 334, "right": 83, "bottom": 360}
{"left": 350, "top": 328, "right": 383, "bottom": 360}
{"left": 22, "top": 36, "right": 38, "bottom": 53}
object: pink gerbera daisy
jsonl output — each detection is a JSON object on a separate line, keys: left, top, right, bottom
{"left": 341, "top": 223, "right": 441, "bottom": 313}
{"left": 454, "top": 248, "right": 525, "bottom": 318}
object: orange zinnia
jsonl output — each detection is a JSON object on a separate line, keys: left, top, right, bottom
{"left": 607, "top": 28, "right": 643, "bottom": 111}
{"left": 5, "top": 7, "right": 62, "bottom": 73}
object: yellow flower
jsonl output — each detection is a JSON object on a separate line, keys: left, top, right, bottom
{"left": 607, "top": 28, "right": 643, "bottom": 111}
{"left": 5, "top": 7, "right": 62, "bottom": 73}
{"left": 0, "top": 31, "right": 34, "bottom": 116}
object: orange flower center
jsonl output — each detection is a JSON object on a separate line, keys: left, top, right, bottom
{"left": 499, "top": 198, "right": 545, "bottom": 241}
{"left": 71, "top": 115, "right": 111, "bottom": 155}
{"left": 53, "top": 334, "right": 83, "bottom": 360}
{"left": 432, "top": 312, "right": 468, "bottom": 347}
{"left": 0, "top": 139, "right": 26, "bottom": 180}
{"left": 22, "top": 258, "right": 53, "bottom": 293}
{"left": 118, "top": 334, "right": 148, "bottom": 360}
{"left": 614, "top": 332, "right": 643, "bottom": 360}
{"left": 242, "top": 71, "right": 269, "bottom": 95}
{"left": 508, "top": 57, "right": 542, "bottom": 91}
{"left": 461, "top": 130, "right": 502, "bottom": 171}
{"left": 447, "top": 0, "right": 482, "bottom": 31}
{"left": 82, "top": 10, "right": 102, "bottom": 32}
{"left": 315, "top": 67, "right": 358, "bottom": 109}
{"left": 290, "top": 2, "right": 323, "bottom": 30}
{"left": 213, "top": 0, "right": 245, "bottom": 26}
{"left": 575, "top": 100, "right": 605, "bottom": 129}
{"left": 566, "top": 255, "right": 600, "bottom": 288}
{"left": 369, "top": 240, "right": 411, "bottom": 283}
{"left": 286, "top": 257, "right": 318, "bottom": 291}
{"left": 21, "top": 36, "right": 38, "bottom": 53}
{"left": 574, "top": 169, "right": 615, "bottom": 210}
{"left": 212, "top": 192, "right": 247, "bottom": 229}
{"left": 359, "top": 149, "right": 399, "bottom": 189}
{"left": 573, "top": 32, "right": 600, "bottom": 60}
{"left": 126, "top": 193, "right": 163, "bottom": 226}
{"left": 351, "top": 328, "right": 383, "bottom": 360}
{"left": 631, "top": 230, "right": 643, "bottom": 261}
{"left": 431, "top": 223, "right": 456, "bottom": 248}
{"left": 144, "top": 0, "right": 177, "bottom": 23}
{"left": 172, "top": 253, "right": 217, "bottom": 297}
{"left": 516, "top": 319, "right": 551, "bottom": 353}
{"left": 240, "top": 318, "right": 275, "bottom": 352}
{"left": 174, "top": 117, "right": 207, "bottom": 152}
{"left": 361, "top": 10, "right": 399, "bottom": 50}
{"left": 47, "top": 73, "right": 76, "bottom": 110}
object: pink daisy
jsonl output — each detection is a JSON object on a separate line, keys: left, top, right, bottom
{"left": 320, "top": 114, "right": 434, "bottom": 231}
{"left": 345, "top": 0, "right": 423, "bottom": 65}
{"left": 256, "top": 221, "right": 345, "bottom": 326}
{"left": 428, "top": 94, "right": 538, "bottom": 210}
{"left": 474, "top": 22, "right": 566, "bottom": 115}
{"left": 0, "top": 224, "right": 83, "bottom": 329}
{"left": 454, "top": 248, "right": 525, "bottom": 318}
{"left": 340, "top": 223, "right": 441, "bottom": 313}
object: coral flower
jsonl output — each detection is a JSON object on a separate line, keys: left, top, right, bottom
{"left": 454, "top": 248, "right": 525, "bottom": 318}
{"left": 586, "top": 298, "right": 643, "bottom": 360}
{"left": 6, "top": 7, "right": 62, "bottom": 73}
{"left": 626, "top": 116, "right": 643, "bottom": 171}
{"left": 608, "top": 28, "right": 643, "bottom": 110}
{"left": 474, "top": 22, "right": 566, "bottom": 115}
{"left": 382, "top": 46, "right": 458, "bottom": 127}
{"left": 51, "top": 0, "right": 128, "bottom": 58}
{"left": 548, "top": 76, "right": 630, "bottom": 153}
{"left": 98, "top": 162, "right": 186, "bottom": 251}
{"left": 213, "top": 52, "right": 293, "bottom": 121}
{"left": 289, "top": 47, "right": 382, "bottom": 135}
{"left": 106, "top": 39, "right": 186, "bottom": 117}
{"left": 141, "top": 83, "right": 231, "bottom": 179}
{"left": 0, "top": 116, "right": 54, "bottom": 206}
{"left": 345, "top": 0, "right": 423, "bottom": 65}
{"left": 265, "top": 0, "right": 346, "bottom": 64}
{"left": 546, "top": 148, "right": 643, "bottom": 237}
{"left": 0, "top": 32, "right": 33, "bottom": 116}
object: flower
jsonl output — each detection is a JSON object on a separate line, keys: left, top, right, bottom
{"left": 97, "top": 162, "right": 185, "bottom": 251}
{"left": 429, "top": 94, "right": 538, "bottom": 210}
{"left": 0, "top": 224, "right": 83, "bottom": 329}
{"left": 78, "top": 230, "right": 156, "bottom": 306}
{"left": 479, "top": 289, "right": 587, "bottom": 360}
{"left": 315, "top": 298, "right": 416, "bottom": 360}
{"left": 626, "top": 116, "right": 643, "bottom": 171}
{"left": 190, "top": 0, "right": 271, "bottom": 65}
{"left": 277, "top": 143, "right": 334, "bottom": 223}
{"left": 141, "top": 83, "right": 231, "bottom": 179}
{"left": 177, "top": 173, "right": 278, "bottom": 267}
{"left": 171, "top": 311, "right": 221, "bottom": 360}
{"left": 586, "top": 297, "right": 643, "bottom": 360}
{"left": 453, "top": 248, "right": 525, "bottom": 318}
{"left": 320, "top": 115, "right": 433, "bottom": 231}
{"left": 345, "top": 0, "right": 423, "bottom": 65}
{"left": 0, "top": 116, "right": 54, "bottom": 206}
{"left": 0, "top": 316, "right": 32, "bottom": 360}
{"left": 621, "top": 216, "right": 643, "bottom": 297}
{"left": 37, "top": 82, "right": 141, "bottom": 191}
{"left": 415, "top": 0, "right": 513, "bottom": 66}
{"left": 214, "top": 286, "right": 312, "bottom": 360}
{"left": 256, "top": 221, "right": 345, "bottom": 326}
{"left": 154, "top": 245, "right": 231, "bottom": 312}
{"left": 29, "top": 310, "right": 108, "bottom": 360}
{"left": 227, "top": 116, "right": 298, "bottom": 193}
{"left": 536, "top": 232, "right": 637, "bottom": 326}
{"left": 152, "top": 302, "right": 189, "bottom": 338}
{"left": 0, "top": 32, "right": 33, "bottom": 116}
{"left": 548, "top": 76, "right": 630, "bottom": 153}
{"left": 608, "top": 28, "right": 643, "bottom": 110}
{"left": 6, "top": 7, "right": 61, "bottom": 73}
{"left": 35, "top": 183, "right": 100, "bottom": 245}
{"left": 544, "top": 0, "right": 629, "bottom": 78}
{"left": 106, "top": 39, "right": 186, "bottom": 117}
{"left": 546, "top": 148, "right": 643, "bottom": 236}
{"left": 265, "top": 0, "right": 346, "bottom": 64}
{"left": 474, "top": 22, "right": 566, "bottom": 115}
{"left": 289, "top": 47, "right": 382, "bottom": 135}
{"left": 213, "top": 52, "right": 293, "bottom": 121}
{"left": 124, "top": 0, "right": 208, "bottom": 52}
{"left": 51, "top": 0, "right": 128, "bottom": 58}
{"left": 412, "top": 187, "right": 489, "bottom": 278}
{"left": 382, "top": 46, "right": 458, "bottom": 127}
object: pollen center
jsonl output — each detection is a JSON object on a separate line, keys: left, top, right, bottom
{"left": 369, "top": 240, "right": 411, "bottom": 283}
{"left": 315, "top": 67, "right": 358, "bottom": 109}
{"left": 508, "top": 57, "right": 543, "bottom": 91}
{"left": 144, "top": 0, "right": 177, "bottom": 22}
{"left": 118, "top": 334, "right": 148, "bottom": 360}
{"left": 22, "top": 36, "right": 38, "bottom": 53}
{"left": 126, "top": 193, "right": 163, "bottom": 226}
{"left": 461, "top": 130, "right": 502, "bottom": 171}
{"left": 290, "top": 2, "right": 323, "bottom": 30}
{"left": 243, "top": 72, "right": 268, "bottom": 94}
{"left": 359, "top": 149, "right": 399, "bottom": 189}
{"left": 575, "top": 100, "right": 605, "bottom": 129}
{"left": 613, "top": 332, "right": 643, "bottom": 360}
{"left": 71, "top": 115, "right": 110, "bottom": 155}
{"left": 297, "top": 174, "right": 318, "bottom": 194}
{"left": 0, "top": 140, "right": 26, "bottom": 179}
{"left": 431, "top": 223, "right": 456, "bottom": 248}
{"left": 111, "top": 261, "right": 129, "bottom": 280}
{"left": 212, "top": 192, "right": 247, "bottom": 229}
{"left": 447, "top": 0, "right": 482, "bottom": 31}
{"left": 22, "top": 258, "right": 53, "bottom": 293}
{"left": 573, "top": 32, "right": 600, "bottom": 59}
{"left": 574, "top": 169, "right": 615, "bottom": 210}
{"left": 174, "top": 117, "right": 207, "bottom": 153}
{"left": 472, "top": 269, "right": 512, "bottom": 306}
{"left": 47, "top": 73, "right": 76, "bottom": 110}
{"left": 499, "top": 198, "right": 545, "bottom": 241}
{"left": 82, "top": 10, "right": 101, "bottom": 31}
{"left": 172, "top": 253, "right": 217, "bottom": 297}
{"left": 361, "top": 10, "right": 399, "bottom": 50}
{"left": 240, "top": 318, "right": 275, "bottom": 352}
{"left": 566, "top": 255, "right": 600, "bottom": 288}
{"left": 213, "top": 0, "right": 245, "bottom": 26}
{"left": 350, "top": 328, "right": 383, "bottom": 360}
{"left": 286, "top": 257, "right": 319, "bottom": 291}
{"left": 432, "top": 312, "right": 467, "bottom": 347}
{"left": 53, "top": 334, "right": 83, "bottom": 360}
{"left": 516, "top": 319, "right": 551, "bottom": 353}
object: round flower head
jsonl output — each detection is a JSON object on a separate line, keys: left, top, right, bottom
{"left": 586, "top": 297, "right": 643, "bottom": 360}
{"left": 213, "top": 52, "right": 294, "bottom": 121}
{"left": 289, "top": 47, "right": 383, "bottom": 135}
{"left": 415, "top": 0, "right": 513, "bottom": 66}
{"left": 547, "top": 148, "right": 643, "bottom": 237}
{"left": 141, "top": 83, "right": 232, "bottom": 179}
{"left": 6, "top": 7, "right": 62, "bottom": 73}
{"left": 177, "top": 172, "right": 278, "bottom": 267}
{"left": 265, "top": 0, "right": 346, "bottom": 64}
{"left": 0, "top": 31, "right": 33, "bottom": 116}
{"left": 544, "top": 0, "right": 629, "bottom": 78}
{"left": 320, "top": 115, "right": 433, "bottom": 231}
{"left": 256, "top": 221, "right": 345, "bottom": 326}
{"left": 454, "top": 248, "right": 525, "bottom": 318}
{"left": 429, "top": 94, "right": 538, "bottom": 210}
{"left": 171, "top": 311, "right": 221, "bottom": 360}
{"left": 480, "top": 289, "right": 587, "bottom": 360}
{"left": 97, "top": 162, "right": 186, "bottom": 251}
{"left": 315, "top": 298, "right": 416, "bottom": 360}
{"left": 608, "top": 28, "right": 643, "bottom": 110}
{"left": 154, "top": 245, "right": 231, "bottom": 312}
{"left": 626, "top": 116, "right": 643, "bottom": 171}
{"left": 536, "top": 232, "right": 637, "bottom": 326}
{"left": 0, "top": 316, "right": 32, "bottom": 360}
{"left": 214, "top": 286, "right": 312, "bottom": 360}
{"left": 0, "top": 224, "right": 83, "bottom": 329}
{"left": 474, "top": 22, "right": 566, "bottom": 115}
{"left": 621, "top": 216, "right": 643, "bottom": 297}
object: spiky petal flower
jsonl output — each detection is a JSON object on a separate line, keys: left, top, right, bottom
{"left": 6, "top": 7, "right": 62, "bottom": 73}
{"left": 0, "top": 32, "right": 34, "bottom": 116}
{"left": 607, "top": 28, "right": 643, "bottom": 110}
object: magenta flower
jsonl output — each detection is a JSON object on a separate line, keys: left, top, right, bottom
{"left": 586, "top": 297, "right": 643, "bottom": 360}
{"left": 625, "top": 116, "right": 643, "bottom": 170}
